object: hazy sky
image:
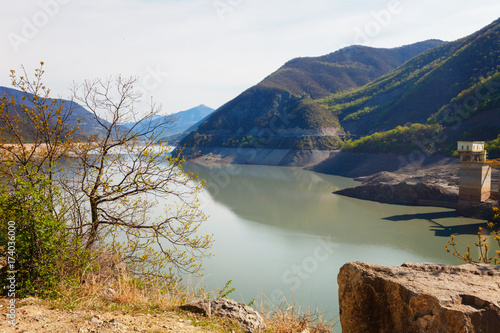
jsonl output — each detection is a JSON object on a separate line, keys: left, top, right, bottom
{"left": 2, "top": 0, "right": 499, "bottom": 114}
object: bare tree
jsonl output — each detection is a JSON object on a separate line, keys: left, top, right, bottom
{"left": 0, "top": 65, "right": 212, "bottom": 284}
{"left": 65, "top": 75, "right": 213, "bottom": 280}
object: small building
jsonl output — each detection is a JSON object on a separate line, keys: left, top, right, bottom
{"left": 457, "top": 141, "right": 491, "bottom": 202}
{"left": 456, "top": 141, "right": 487, "bottom": 162}
{"left": 457, "top": 141, "right": 485, "bottom": 151}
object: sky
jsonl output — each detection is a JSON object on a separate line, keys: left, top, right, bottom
{"left": 1, "top": 0, "right": 500, "bottom": 115}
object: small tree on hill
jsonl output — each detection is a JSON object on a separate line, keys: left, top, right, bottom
{"left": 64, "top": 75, "right": 212, "bottom": 282}
{"left": 0, "top": 64, "right": 213, "bottom": 295}
{"left": 0, "top": 63, "right": 78, "bottom": 207}
{"left": 0, "top": 164, "right": 88, "bottom": 297}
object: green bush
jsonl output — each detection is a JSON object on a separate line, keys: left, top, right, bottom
{"left": 486, "top": 134, "right": 500, "bottom": 159}
{"left": 0, "top": 164, "right": 86, "bottom": 297}
{"left": 342, "top": 123, "right": 444, "bottom": 155}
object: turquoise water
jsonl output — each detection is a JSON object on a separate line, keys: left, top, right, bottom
{"left": 180, "top": 162, "right": 491, "bottom": 325}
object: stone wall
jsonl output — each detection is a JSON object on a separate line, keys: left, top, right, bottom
{"left": 337, "top": 261, "right": 500, "bottom": 333}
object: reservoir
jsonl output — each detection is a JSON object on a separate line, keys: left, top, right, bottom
{"left": 182, "top": 162, "right": 492, "bottom": 324}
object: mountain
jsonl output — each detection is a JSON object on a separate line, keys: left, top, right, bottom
{"left": 178, "top": 19, "right": 500, "bottom": 159}
{"left": 0, "top": 86, "right": 107, "bottom": 138}
{"left": 0, "top": 86, "right": 214, "bottom": 144}
{"left": 122, "top": 104, "right": 214, "bottom": 140}
{"left": 259, "top": 40, "right": 444, "bottom": 99}
{"left": 177, "top": 40, "right": 444, "bottom": 152}
{"left": 319, "top": 18, "right": 500, "bottom": 145}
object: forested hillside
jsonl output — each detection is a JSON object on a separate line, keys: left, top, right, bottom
{"left": 327, "top": 18, "right": 500, "bottom": 154}
{"left": 177, "top": 18, "right": 500, "bottom": 158}
{"left": 179, "top": 40, "right": 443, "bottom": 151}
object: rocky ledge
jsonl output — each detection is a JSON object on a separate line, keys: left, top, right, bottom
{"left": 327, "top": 155, "right": 464, "bottom": 209}
{"left": 334, "top": 181, "right": 458, "bottom": 208}
{"left": 338, "top": 261, "right": 500, "bottom": 333}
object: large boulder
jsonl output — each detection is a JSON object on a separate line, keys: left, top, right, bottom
{"left": 337, "top": 261, "right": 500, "bottom": 333}
{"left": 181, "top": 298, "right": 266, "bottom": 333}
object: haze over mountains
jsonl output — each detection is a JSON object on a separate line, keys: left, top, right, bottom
{"left": 0, "top": 86, "right": 213, "bottom": 141}
{"left": 177, "top": 18, "right": 500, "bottom": 156}
{"left": 121, "top": 104, "right": 214, "bottom": 140}
{"left": 2, "top": 18, "right": 499, "bottom": 156}
{"left": 0, "top": 86, "right": 106, "bottom": 138}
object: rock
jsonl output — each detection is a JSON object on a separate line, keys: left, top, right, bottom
{"left": 334, "top": 181, "right": 458, "bottom": 208}
{"left": 180, "top": 299, "right": 211, "bottom": 316}
{"left": 211, "top": 298, "right": 266, "bottom": 333}
{"left": 337, "top": 261, "right": 500, "bottom": 333}
{"left": 18, "top": 297, "right": 41, "bottom": 304}
{"left": 456, "top": 200, "right": 496, "bottom": 220}
{"left": 181, "top": 298, "right": 266, "bottom": 333}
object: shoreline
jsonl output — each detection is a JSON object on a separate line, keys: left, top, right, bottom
{"left": 186, "top": 147, "right": 499, "bottom": 218}
{"left": 188, "top": 147, "right": 335, "bottom": 168}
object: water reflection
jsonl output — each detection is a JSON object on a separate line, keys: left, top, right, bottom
{"left": 187, "top": 162, "right": 353, "bottom": 230}
{"left": 182, "top": 161, "right": 492, "bottom": 323}
{"left": 185, "top": 162, "right": 485, "bottom": 261}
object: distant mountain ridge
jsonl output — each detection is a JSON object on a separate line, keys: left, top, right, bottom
{"left": 177, "top": 39, "right": 444, "bottom": 151}
{"left": 0, "top": 86, "right": 107, "bottom": 137}
{"left": 0, "top": 86, "right": 214, "bottom": 143}
{"left": 122, "top": 104, "right": 214, "bottom": 139}
{"left": 178, "top": 18, "right": 500, "bottom": 158}
{"left": 259, "top": 40, "right": 444, "bottom": 99}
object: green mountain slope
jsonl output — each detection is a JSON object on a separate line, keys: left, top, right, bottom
{"left": 178, "top": 40, "right": 443, "bottom": 151}
{"left": 321, "top": 18, "right": 500, "bottom": 139}
{"left": 259, "top": 40, "right": 443, "bottom": 99}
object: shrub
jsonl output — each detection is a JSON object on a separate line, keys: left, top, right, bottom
{"left": 0, "top": 164, "right": 87, "bottom": 297}
{"left": 446, "top": 207, "right": 500, "bottom": 265}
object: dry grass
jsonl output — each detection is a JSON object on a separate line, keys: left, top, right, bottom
{"left": 42, "top": 250, "right": 337, "bottom": 332}
{"left": 258, "top": 298, "right": 337, "bottom": 333}
{"left": 50, "top": 250, "right": 188, "bottom": 313}
{"left": 487, "top": 159, "right": 500, "bottom": 169}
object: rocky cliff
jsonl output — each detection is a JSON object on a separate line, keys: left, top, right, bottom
{"left": 337, "top": 261, "right": 500, "bottom": 333}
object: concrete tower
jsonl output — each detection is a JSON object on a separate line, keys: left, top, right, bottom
{"left": 457, "top": 141, "right": 491, "bottom": 202}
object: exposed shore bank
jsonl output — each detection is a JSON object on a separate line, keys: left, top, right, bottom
{"left": 187, "top": 148, "right": 499, "bottom": 218}
{"left": 188, "top": 147, "right": 334, "bottom": 168}
{"left": 311, "top": 151, "right": 498, "bottom": 219}
{"left": 189, "top": 148, "right": 461, "bottom": 182}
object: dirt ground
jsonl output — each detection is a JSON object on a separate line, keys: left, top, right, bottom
{"left": 0, "top": 298, "right": 218, "bottom": 333}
